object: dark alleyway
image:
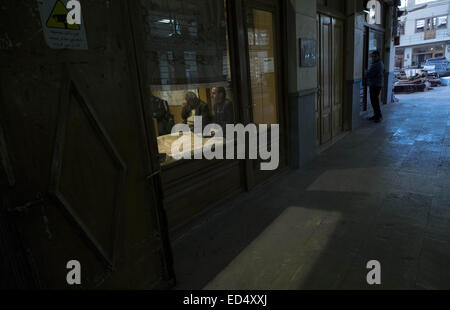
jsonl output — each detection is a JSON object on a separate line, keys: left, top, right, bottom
{"left": 173, "top": 86, "right": 450, "bottom": 290}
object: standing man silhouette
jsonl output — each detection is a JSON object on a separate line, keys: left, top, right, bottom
{"left": 366, "top": 50, "right": 385, "bottom": 123}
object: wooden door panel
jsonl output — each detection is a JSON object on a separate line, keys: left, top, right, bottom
{"left": 332, "top": 18, "right": 344, "bottom": 138}
{"left": 249, "top": 50, "right": 266, "bottom": 124}
{"left": 318, "top": 15, "right": 345, "bottom": 144}
{"left": 245, "top": 0, "right": 286, "bottom": 186}
{"left": 0, "top": 0, "right": 172, "bottom": 289}
{"left": 316, "top": 15, "right": 321, "bottom": 145}
{"left": 248, "top": 8, "right": 278, "bottom": 125}
{"left": 320, "top": 15, "right": 332, "bottom": 144}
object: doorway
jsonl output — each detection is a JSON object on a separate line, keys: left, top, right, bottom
{"left": 362, "top": 27, "right": 385, "bottom": 113}
{"left": 0, "top": 0, "right": 175, "bottom": 289}
{"left": 244, "top": 0, "right": 288, "bottom": 187}
{"left": 317, "top": 14, "right": 345, "bottom": 146}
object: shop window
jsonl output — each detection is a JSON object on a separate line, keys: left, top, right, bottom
{"left": 139, "top": 0, "right": 236, "bottom": 166}
{"left": 413, "top": 44, "right": 445, "bottom": 55}
{"left": 394, "top": 48, "right": 405, "bottom": 69}
{"left": 412, "top": 54, "right": 432, "bottom": 67}
{"left": 412, "top": 44, "right": 445, "bottom": 67}
{"left": 395, "top": 48, "right": 405, "bottom": 56}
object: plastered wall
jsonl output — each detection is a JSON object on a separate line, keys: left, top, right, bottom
{"left": 289, "top": 0, "right": 318, "bottom": 93}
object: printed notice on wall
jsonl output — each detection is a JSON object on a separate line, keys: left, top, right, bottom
{"left": 263, "top": 57, "right": 275, "bottom": 73}
{"left": 37, "top": 0, "right": 88, "bottom": 50}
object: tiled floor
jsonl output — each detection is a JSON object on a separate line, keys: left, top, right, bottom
{"left": 173, "top": 86, "right": 450, "bottom": 290}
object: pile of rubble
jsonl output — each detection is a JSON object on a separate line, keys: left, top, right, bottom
{"left": 393, "top": 70, "right": 442, "bottom": 94}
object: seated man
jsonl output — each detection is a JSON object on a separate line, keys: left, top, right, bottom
{"left": 211, "top": 87, "right": 234, "bottom": 136}
{"left": 151, "top": 95, "right": 175, "bottom": 136}
{"left": 181, "top": 91, "right": 211, "bottom": 131}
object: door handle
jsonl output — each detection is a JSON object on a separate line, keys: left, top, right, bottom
{"left": 146, "top": 170, "right": 162, "bottom": 182}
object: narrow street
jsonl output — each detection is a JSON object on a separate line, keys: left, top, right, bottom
{"left": 174, "top": 86, "right": 450, "bottom": 290}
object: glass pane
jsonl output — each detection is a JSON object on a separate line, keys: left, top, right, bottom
{"left": 368, "top": 30, "right": 383, "bottom": 64}
{"left": 247, "top": 9, "right": 278, "bottom": 126}
{"left": 416, "top": 19, "right": 425, "bottom": 32}
{"left": 437, "top": 16, "right": 447, "bottom": 29}
{"left": 141, "top": 0, "right": 228, "bottom": 86}
{"left": 140, "top": 0, "right": 236, "bottom": 166}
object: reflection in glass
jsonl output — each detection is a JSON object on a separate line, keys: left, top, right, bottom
{"left": 140, "top": 0, "right": 235, "bottom": 166}
{"left": 247, "top": 9, "right": 278, "bottom": 125}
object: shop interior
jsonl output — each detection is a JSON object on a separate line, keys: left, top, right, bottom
{"left": 142, "top": 0, "right": 279, "bottom": 166}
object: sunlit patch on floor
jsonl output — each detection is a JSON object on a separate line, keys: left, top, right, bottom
{"left": 204, "top": 207, "right": 342, "bottom": 290}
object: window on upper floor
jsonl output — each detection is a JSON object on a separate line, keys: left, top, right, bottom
{"left": 416, "top": 19, "right": 425, "bottom": 32}
{"left": 416, "top": 15, "right": 448, "bottom": 33}
{"left": 435, "top": 16, "right": 448, "bottom": 30}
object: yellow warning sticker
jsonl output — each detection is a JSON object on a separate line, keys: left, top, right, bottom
{"left": 37, "top": 0, "right": 88, "bottom": 50}
{"left": 46, "top": 0, "right": 80, "bottom": 30}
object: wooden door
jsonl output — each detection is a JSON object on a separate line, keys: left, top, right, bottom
{"left": 332, "top": 18, "right": 344, "bottom": 138}
{"left": 318, "top": 14, "right": 345, "bottom": 144}
{"left": 244, "top": 0, "right": 287, "bottom": 186}
{"left": 316, "top": 15, "right": 321, "bottom": 145}
{"left": 319, "top": 15, "right": 332, "bottom": 145}
{"left": 0, "top": 0, "right": 173, "bottom": 289}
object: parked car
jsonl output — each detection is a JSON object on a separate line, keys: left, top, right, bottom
{"left": 423, "top": 57, "right": 450, "bottom": 77}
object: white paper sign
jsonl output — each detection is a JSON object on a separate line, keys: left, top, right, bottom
{"left": 263, "top": 57, "right": 275, "bottom": 73}
{"left": 37, "top": 0, "right": 88, "bottom": 50}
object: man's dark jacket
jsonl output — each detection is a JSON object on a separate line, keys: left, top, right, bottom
{"left": 367, "top": 60, "right": 385, "bottom": 87}
{"left": 182, "top": 100, "right": 211, "bottom": 125}
{"left": 213, "top": 99, "right": 234, "bottom": 130}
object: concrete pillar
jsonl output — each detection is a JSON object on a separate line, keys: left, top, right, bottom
{"left": 344, "top": 0, "right": 366, "bottom": 130}
{"left": 287, "top": 0, "right": 318, "bottom": 169}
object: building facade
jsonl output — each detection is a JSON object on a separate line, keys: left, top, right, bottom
{"left": 0, "top": 0, "right": 397, "bottom": 289}
{"left": 395, "top": 0, "right": 450, "bottom": 68}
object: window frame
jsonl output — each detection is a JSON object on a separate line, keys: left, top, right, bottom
{"left": 435, "top": 15, "right": 448, "bottom": 30}
{"left": 415, "top": 15, "right": 448, "bottom": 33}
{"left": 415, "top": 18, "right": 426, "bottom": 33}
